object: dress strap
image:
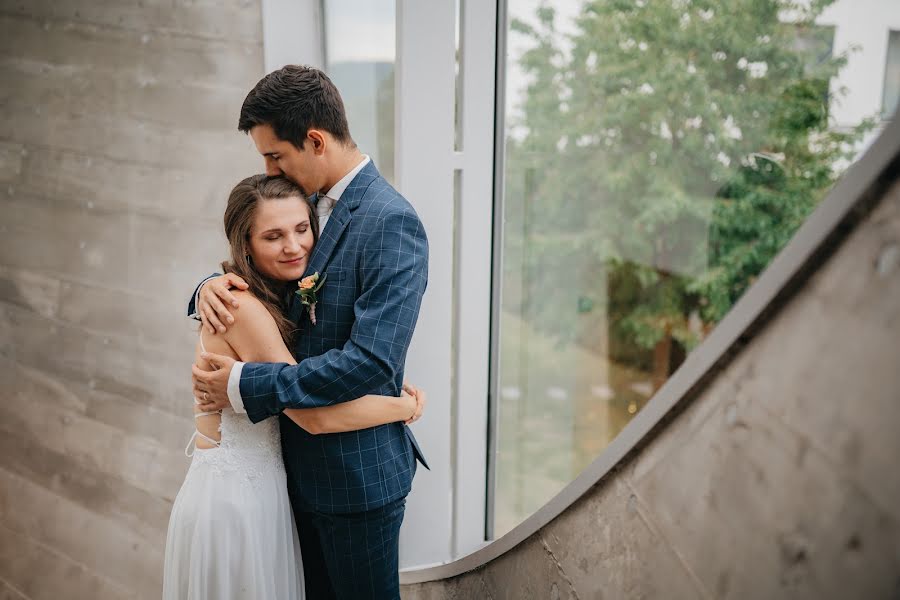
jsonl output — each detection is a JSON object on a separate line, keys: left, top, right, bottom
{"left": 194, "top": 410, "right": 221, "bottom": 419}
{"left": 187, "top": 331, "right": 223, "bottom": 456}
{"left": 185, "top": 430, "right": 221, "bottom": 457}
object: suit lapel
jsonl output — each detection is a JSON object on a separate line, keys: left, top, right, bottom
{"left": 292, "top": 197, "right": 350, "bottom": 326}
{"left": 303, "top": 161, "right": 378, "bottom": 278}
{"left": 287, "top": 286, "right": 305, "bottom": 324}
{"left": 304, "top": 199, "right": 351, "bottom": 277}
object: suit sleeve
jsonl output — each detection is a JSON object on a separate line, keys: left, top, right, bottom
{"left": 238, "top": 208, "right": 429, "bottom": 423}
{"left": 186, "top": 273, "right": 221, "bottom": 319}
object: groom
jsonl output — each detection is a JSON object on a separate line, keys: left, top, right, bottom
{"left": 189, "top": 65, "right": 429, "bottom": 599}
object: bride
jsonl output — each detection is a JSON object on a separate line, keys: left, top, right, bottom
{"left": 162, "top": 174, "right": 425, "bottom": 599}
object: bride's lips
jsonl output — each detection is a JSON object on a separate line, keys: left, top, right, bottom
{"left": 280, "top": 257, "right": 305, "bottom": 265}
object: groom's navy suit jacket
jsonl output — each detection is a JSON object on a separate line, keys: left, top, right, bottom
{"left": 189, "top": 162, "right": 428, "bottom": 515}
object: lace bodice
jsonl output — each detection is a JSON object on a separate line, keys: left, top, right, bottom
{"left": 216, "top": 408, "right": 281, "bottom": 455}
{"left": 186, "top": 408, "right": 284, "bottom": 488}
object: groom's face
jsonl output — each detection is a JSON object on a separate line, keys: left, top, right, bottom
{"left": 250, "top": 124, "right": 319, "bottom": 196}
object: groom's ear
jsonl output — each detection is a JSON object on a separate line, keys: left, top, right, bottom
{"left": 307, "top": 129, "right": 327, "bottom": 155}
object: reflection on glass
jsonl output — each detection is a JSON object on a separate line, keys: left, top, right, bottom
{"left": 493, "top": 0, "right": 890, "bottom": 537}
{"left": 454, "top": 0, "right": 464, "bottom": 151}
{"left": 323, "top": 0, "right": 396, "bottom": 183}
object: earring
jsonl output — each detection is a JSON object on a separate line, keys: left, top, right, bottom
{"left": 246, "top": 254, "right": 253, "bottom": 265}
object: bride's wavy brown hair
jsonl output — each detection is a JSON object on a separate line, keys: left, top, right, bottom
{"left": 221, "top": 174, "right": 319, "bottom": 347}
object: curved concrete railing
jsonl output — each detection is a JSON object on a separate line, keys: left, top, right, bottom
{"left": 400, "top": 112, "right": 900, "bottom": 591}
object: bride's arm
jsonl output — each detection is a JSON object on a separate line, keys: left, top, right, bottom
{"left": 225, "top": 292, "right": 420, "bottom": 434}
{"left": 295, "top": 387, "right": 420, "bottom": 435}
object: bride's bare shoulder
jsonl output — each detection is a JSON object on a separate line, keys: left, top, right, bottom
{"left": 230, "top": 289, "right": 265, "bottom": 308}
{"left": 228, "top": 290, "right": 275, "bottom": 319}
{"left": 195, "top": 292, "right": 279, "bottom": 363}
{"left": 223, "top": 290, "right": 294, "bottom": 362}
{"left": 226, "top": 290, "right": 279, "bottom": 335}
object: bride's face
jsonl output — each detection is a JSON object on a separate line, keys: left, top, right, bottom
{"left": 247, "top": 196, "right": 315, "bottom": 281}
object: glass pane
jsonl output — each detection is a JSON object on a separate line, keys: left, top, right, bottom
{"left": 455, "top": 0, "right": 465, "bottom": 151}
{"left": 323, "top": 0, "right": 396, "bottom": 183}
{"left": 884, "top": 30, "right": 900, "bottom": 119}
{"left": 493, "top": 0, "right": 891, "bottom": 538}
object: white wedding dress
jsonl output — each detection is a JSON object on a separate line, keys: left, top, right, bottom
{"left": 162, "top": 338, "right": 305, "bottom": 599}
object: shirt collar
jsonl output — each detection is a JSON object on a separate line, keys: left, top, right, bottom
{"left": 322, "top": 155, "right": 370, "bottom": 203}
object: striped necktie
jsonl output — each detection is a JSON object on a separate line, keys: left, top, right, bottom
{"left": 316, "top": 194, "right": 336, "bottom": 220}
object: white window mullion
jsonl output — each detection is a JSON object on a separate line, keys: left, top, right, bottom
{"left": 396, "top": 0, "right": 457, "bottom": 568}
{"left": 396, "top": 0, "right": 499, "bottom": 566}
{"left": 452, "top": 0, "right": 498, "bottom": 557}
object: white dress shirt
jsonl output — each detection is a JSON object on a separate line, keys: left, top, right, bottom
{"left": 224, "top": 155, "right": 371, "bottom": 413}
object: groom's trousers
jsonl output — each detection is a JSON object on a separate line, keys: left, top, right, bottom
{"left": 292, "top": 494, "right": 406, "bottom": 600}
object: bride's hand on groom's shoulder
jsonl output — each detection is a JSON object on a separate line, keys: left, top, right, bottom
{"left": 199, "top": 274, "right": 249, "bottom": 334}
{"left": 402, "top": 382, "right": 426, "bottom": 425}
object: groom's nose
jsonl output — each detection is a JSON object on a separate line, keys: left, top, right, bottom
{"left": 264, "top": 156, "right": 283, "bottom": 177}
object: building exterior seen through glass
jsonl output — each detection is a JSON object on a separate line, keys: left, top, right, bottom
{"left": 884, "top": 30, "right": 900, "bottom": 119}
{"left": 492, "top": 0, "right": 898, "bottom": 538}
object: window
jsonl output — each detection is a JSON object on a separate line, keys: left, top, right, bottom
{"left": 322, "top": 0, "right": 396, "bottom": 182}
{"left": 491, "top": 1, "right": 882, "bottom": 538}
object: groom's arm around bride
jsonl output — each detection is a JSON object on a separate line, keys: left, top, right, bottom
{"left": 243, "top": 206, "right": 428, "bottom": 420}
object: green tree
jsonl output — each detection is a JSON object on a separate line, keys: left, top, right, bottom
{"left": 504, "top": 0, "right": 871, "bottom": 388}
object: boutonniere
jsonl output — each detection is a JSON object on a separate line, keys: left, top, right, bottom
{"left": 296, "top": 272, "right": 327, "bottom": 325}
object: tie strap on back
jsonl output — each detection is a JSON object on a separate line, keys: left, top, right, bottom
{"left": 184, "top": 427, "right": 221, "bottom": 457}
{"left": 187, "top": 332, "right": 223, "bottom": 456}
{"left": 185, "top": 409, "right": 222, "bottom": 456}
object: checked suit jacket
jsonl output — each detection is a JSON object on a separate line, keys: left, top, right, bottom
{"left": 190, "top": 161, "right": 429, "bottom": 515}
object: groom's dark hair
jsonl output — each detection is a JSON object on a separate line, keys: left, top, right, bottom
{"left": 238, "top": 65, "right": 354, "bottom": 149}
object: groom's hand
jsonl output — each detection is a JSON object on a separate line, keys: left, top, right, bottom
{"left": 199, "top": 274, "right": 249, "bottom": 334}
{"left": 402, "top": 382, "right": 426, "bottom": 425}
{"left": 192, "top": 352, "right": 236, "bottom": 411}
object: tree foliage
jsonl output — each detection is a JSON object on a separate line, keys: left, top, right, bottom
{"left": 503, "top": 0, "right": 872, "bottom": 370}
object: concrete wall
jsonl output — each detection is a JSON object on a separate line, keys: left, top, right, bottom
{"left": 403, "top": 177, "right": 900, "bottom": 598}
{"left": 0, "top": 2, "right": 263, "bottom": 598}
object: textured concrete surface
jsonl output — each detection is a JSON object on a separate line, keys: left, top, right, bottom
{"left": 0, "top": 2, "right": 263, "bottom": 598}
{"left": 403, "top": 179, "right": 900, "bottom": 598}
